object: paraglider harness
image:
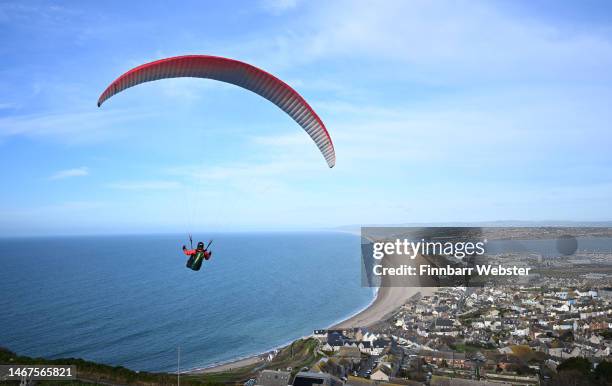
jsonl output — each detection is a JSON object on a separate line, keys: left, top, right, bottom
{"left": 183, "top": 235, "right": 212, "bottom": 271}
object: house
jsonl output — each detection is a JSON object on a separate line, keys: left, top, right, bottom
{"left": 369, "top": 364, "right": 392, "bottom": 382}
{"left": 589, "top": 334, "right": 603, "bottom": 345}
{"left": 313, "top": 330, "right": 328, "bottom": 341}
{"left": 511, "top": 327, "right": 530, "bottom": 337}
{"left": 336, "top": 346, "right": 361, "bottom": 364}
{"left": 371, "top": 339, "right": 390, "bottom": 356}
{"left": 420, "top": 350, "right": 467, "bottom": 369}
{"left": 433, "top": 318, "right": 454, "bottom": 331}
{"left": 292, "top": 372, "right": 343, "bottom": 386}
{"left": 593, "top": 346, "right": 610, "bottom": 358}
{"left": 552, "top": 323, "right": 573, "bottom": 331}
{"left": 471, "top": 321, "right": 485, "bottom": 329}
{"left": 496, "top": 354, "right": 522, "bottom": 372}
{"left": 323, "top": 331, "right": 349, "bottom": 352}
{"left": 362, "top": 332, "right": 381, "bottom": 343}
{"left": 547, "top": 346, "right": 582, "bottom": 359}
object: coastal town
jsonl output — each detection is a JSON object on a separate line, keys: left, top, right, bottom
{"left": 249, "top": 284, "right": 612, "bottom": 386}
{"left": 232, "top": 234, "right": 612, "bottom": 386}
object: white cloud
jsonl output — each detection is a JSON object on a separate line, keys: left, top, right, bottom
{"left": 107, "top": 180, "right": 182, "bottom": 190}
{"left": 0, "top": 200, "right": 105, "bottom": 221}
{"left": 260, "top": 0, "right": 300, "bottom": 14}
{"left": 0, "top": 102, "right": 17, "bottom": 110}
{"left": 0, "top": 109, "right": 154, "bottom": 144}
{"left": 48, "top": 166, "right": 89, "bottom": 180}
{"left": 236, "top": 0, "right": 612, "bottom": 85}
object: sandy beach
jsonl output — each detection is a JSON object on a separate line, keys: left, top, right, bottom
{"left": 334, "top": 250, "right": 436, "bottom": 328}
{"left": 193, "top": 355, "right": 265, "bottom": 374}
{"left": 332, "top": 285, "right": 435, "bottom": 329}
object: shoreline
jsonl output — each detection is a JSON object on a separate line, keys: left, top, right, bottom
{"left": 187, "top": 289, "right": 378, "bottom": 374}
{"left": 189, "top": 354, "right": 266, "bottom": 374}
{"left": 192, "top": 284, "right": 435, "bottom": 374}
{"left": 192, "top": 251, "right": 437, "bottom": 374}
{"left": 332, "top": 285, "right": 435, "bottom": 329}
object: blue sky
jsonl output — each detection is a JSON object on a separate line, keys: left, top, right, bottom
{"left": 1, "top": 0, "right": 612, "bottom": 235}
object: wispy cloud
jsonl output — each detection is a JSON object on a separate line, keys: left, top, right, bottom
{"left": 0, "top": 109, "right": 155, "bottom": 144}
{"left": 107, "top": 180, "right": 182, "bottom": 190}
{"left": 0, "top": 102, "right": 18, "bottom": 110}
{"left": 166, "top": 158, "right": 319, "bottom": 181}
{"left": 48, "top": 166, "right": 89, "bottom": 180}
{"left": 259, "top": 0, "right": 300, "bottom": 14}
{"left": 0, "top": 200, "right": 106, "bottom": 216}
{"left": 236, "top": 0, "right": 612, "bottom": 85}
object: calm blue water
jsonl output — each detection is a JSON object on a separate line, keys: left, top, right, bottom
{"left": 0, "top": 232, "right": 373, "bottom": 372}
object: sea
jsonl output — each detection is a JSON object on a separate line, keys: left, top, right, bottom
{"left": 0, "top": 232, "right": 374, "bottom": 372}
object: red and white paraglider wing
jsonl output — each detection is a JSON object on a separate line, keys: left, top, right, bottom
{"left": 97, "top": 55, "right": 335, "bottom": 168}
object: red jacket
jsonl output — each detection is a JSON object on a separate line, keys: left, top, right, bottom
{"left": 183, "top": 248, "right": 211, "bottom": 260}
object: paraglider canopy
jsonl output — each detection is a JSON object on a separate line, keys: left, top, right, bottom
{"left": 97, "top": 55, "right": 335, "bottom": 168}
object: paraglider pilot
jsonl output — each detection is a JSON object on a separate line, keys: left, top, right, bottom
{"left": 182, "top": 241, "right": 212, "bottom": 271}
